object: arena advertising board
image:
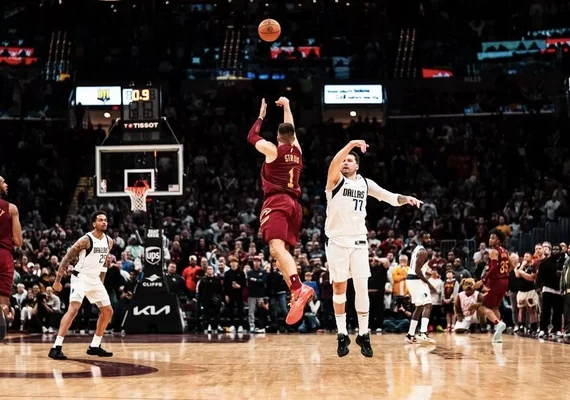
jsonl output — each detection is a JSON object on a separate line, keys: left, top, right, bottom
{"left": 75, "top": 86, "right": 122, "bottom": 106}
{"left": 323, "top": 85, "right": 384, "bottom": 105}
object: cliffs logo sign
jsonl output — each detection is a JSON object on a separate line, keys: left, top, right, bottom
{"left": 145, "top": 246, "right": 162, "bottom": 265}
{"left": 142, "top": 274, "right": 163, "bottom": 288}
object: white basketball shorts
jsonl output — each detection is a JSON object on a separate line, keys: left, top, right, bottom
{"left": 406, "top": 278, "right": 432, "bottom": 306}
{"left": 69, "top": 273, "right": 111, "bottom": 307}
{"left": 325, "top": 241, "right": 370, "bottom": 283}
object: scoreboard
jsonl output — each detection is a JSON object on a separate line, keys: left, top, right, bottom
{"left": 121, "top": 87, "right": 161, "bottom": 142}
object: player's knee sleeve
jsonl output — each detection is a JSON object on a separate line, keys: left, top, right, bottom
{"left": 333, "top": 292, "right": 347, "bottom": 304}
{"left": 353, "top": 278, "right": 370, "bottom": 312}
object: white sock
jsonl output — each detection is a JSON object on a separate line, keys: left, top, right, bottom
{"left": 357, "top": 312, "right": 369, "bottom": 335}
{"left": 420, "top": 317, "right": 430, "bottom": 333}
{"left": 53, "top": 336, "right": 64, "bottom": 348}
{"left": 90, "top": 335, "right": 102, "bottom": 348}
{"left": 335, "top": 313, "right": 348, "bottom": 335}
{"left": 408, "top": 319, "right": 418, "bottom": 336}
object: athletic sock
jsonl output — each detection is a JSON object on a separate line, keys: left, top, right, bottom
{"left": 420, "top": 317, "right": 430, "bottom": 333}
{"left": 53, "top": 336, "right": 64, "bottom": 348}
{"left": 357, "top": 312, "right": 369, "bottom": 334}
{"left": 408, "top": 319, "right": 419, "bottom": 336}
{"left": 289, "top": 274, "right": 302, "bottom": 291}
{"left": 90, "top": 335, "right": 102, "bottom": 348}
{"left": 335, "top": 313, "right": 348, "bottom": 335}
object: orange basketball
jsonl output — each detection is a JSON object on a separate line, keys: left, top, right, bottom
{"left": 258, "top": 19, "right": 281, "bottom": 42}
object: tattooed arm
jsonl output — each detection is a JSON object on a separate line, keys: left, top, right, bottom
{"left": 99, "top": 238, "right": 115, "bottom": 283}
{"left": 366, "top": 179, "right": 424, "bottom": 208}
{"left": 53, "top": 236, "right": 91, "bottom": 292}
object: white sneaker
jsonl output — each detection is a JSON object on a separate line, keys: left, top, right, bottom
{"left": 217, "top": 325, "right": 223, "bottom": 331}
{"left": 417, "top": 332, "right": 436, "bottom": 345}
{"left": 255, "top": 328, "right": 266, "bottom": 333}
{"left": 556, "top": 331, "right": 563, "bottom": 337}
{"left": 513, "top": 325, "right": 519, "bottom": 333}
{"left": 249, "top": 327, "right": 255, "bottom": 333}
{"left": 237, "top": 326, "right": 244, "bottom": 333}
{"left": 375, "top": 328, "right": 383, "bottom": 334}
{"left": 48, "top": 327, "right": 55, "bottom": 334}
{"left": 538, "top": 330, "right": 546, "bottom": 339}
{"left": 492, "top": 321, "right": 507, "bottom": 343}
{"left": 229, "top": 326, "right": 236, "bottom": 333}
{"left": 42, "top": 326, "right": 48, "bottom": 334}
{"left": 207, "top": 325, "right": 212, "bottom": 332}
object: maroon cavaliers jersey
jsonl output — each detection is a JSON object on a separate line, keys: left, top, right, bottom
{"left": 0, "top": 199, "right": 12, "bottom": 251}
{"left": 261, "top": 144, "right": 302, "bottom": 199}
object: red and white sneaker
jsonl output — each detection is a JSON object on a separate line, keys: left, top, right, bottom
{"left": 285, "top": 284, "right": 315, "bottom": 325}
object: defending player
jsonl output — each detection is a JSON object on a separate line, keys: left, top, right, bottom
{"left": 472, "top": 229, "right": 511, "bottom": 343}
{"left": 49, "top": 210, "right": 114, "bottom": 360}
{"left": 405, "top": 232, "right": 437, "bottom": 345}
{"left": 0, "top": 176, "right": 23, "bottom": 340}
{"left": 247, "top": 97, "right": 314, "bottom": 325}
{"left": 325, "top": 142, "right": 422, "bottom": 357}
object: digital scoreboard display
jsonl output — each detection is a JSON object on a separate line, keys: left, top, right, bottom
{"left": 121, "top": 87, "right": 161, "bottom": 141}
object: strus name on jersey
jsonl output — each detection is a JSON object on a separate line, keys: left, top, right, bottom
{"left": 343, "top": 187, "right": 366, "bottom": 199}
{"left": 93, "top": 247, "right": 108, "bottom": 254}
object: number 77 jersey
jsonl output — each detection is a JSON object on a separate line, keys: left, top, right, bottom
{"left": 325, "top": 175, "right": 369, "bottom": 248}
{"left": 261, "top": 144, "right": 302, "bottom": 199}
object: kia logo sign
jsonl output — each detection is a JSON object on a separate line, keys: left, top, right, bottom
{"left": 145, "top": 246, "right": 162, "bottom": 265}
{"left": 132, "top": 305, "right": 170, "bottom": 316}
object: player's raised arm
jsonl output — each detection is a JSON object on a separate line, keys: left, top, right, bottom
{"left": 366, "top": 179, "right": 423, "bottom": 208}
{"left": 9, "top": 203, "right": 22, "bottom": 247}
{"left": 247, "top": 98, "right": 278, "bottom": 161}
{"left": 326, "top": 140, "right": 368, "bottom": 191}
{"left": 275, "top": 96, "right": 301, "bottom": 150}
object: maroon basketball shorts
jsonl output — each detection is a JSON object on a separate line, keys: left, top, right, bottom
{"left": 260, "top": 194, "right": 302, "bottom": 247}
{"left": 482, "top": 278, "right": 509, "bottom": 309}
{"left": 0, "top": 249, "right": 14, "bottom": 297}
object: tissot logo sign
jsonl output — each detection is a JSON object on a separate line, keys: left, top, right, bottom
{"left": 132, "top": 305, "right": 171, "bottom": 316}
{"left": 145, "top": 247, "right": 161, "bottom": 265}
{"left": 142, "top": 274, "right": 163, "bottom": 288}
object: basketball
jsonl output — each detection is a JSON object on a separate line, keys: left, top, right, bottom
{"left": 258, "top": 19, "right": 281, "bottom": 42}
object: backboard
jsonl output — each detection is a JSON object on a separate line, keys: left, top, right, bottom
{"left": 95, "top": 144, "right": 183, "bottom": 198}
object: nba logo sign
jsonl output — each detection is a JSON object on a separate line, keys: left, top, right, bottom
{"left": 97, "top": 88, "right": 111, "bottom": 104}
{"left": 100, "top": 179, "right": 107, "bottom": 193}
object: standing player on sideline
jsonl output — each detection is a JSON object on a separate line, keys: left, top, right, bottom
{"left": 405, "top": 232, "right": 437, "bottom": 344}
{"left": 472, "top": 229, "right": 511, "bottom": 343}
{"left": 0, "top": 176, "right": 23, "bottom": 340}
{"left": 247, "top": 97, "right": 314, "bottom": 325}
{"left": 49, "top": 210, "right": 114, "bottom": 360}
{"left": 325, "top": 141, "right": 422, "bottom": 357}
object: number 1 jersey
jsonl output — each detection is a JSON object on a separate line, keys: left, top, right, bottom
{"left": 261, "top": 144, "right": 302, "bottom": 199}
{"left": 325, "top": 175, "right": 369, "bottom": 248}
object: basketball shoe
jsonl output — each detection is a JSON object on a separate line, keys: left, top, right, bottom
{"left": 417, "top": 332, "right": 436, "bottom": 345}
{"left": 48, "top": 346, "right": 67, "bottom": 360}
{"left": 285, "top": 284, "right": 315, "bottom": 325}
{"left": 337, "top": 333, "right": 350, "bottom": 357}
{"left": 87, "top": 346, "right": 113, "bottom": 357}
{"left": 356, "top": 333, "right": 373, "bottom": 357}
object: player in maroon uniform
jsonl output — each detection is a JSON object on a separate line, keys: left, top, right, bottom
{"left": 471, "top": 229, "right": 512, "bottom": 343}
{"left": 0, "top": 176, "right": 23, "bottom": 340}
{"left": 247, "top": 97, "right": 314, "bottom": 325}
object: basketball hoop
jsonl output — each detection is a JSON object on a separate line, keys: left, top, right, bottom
{"left": 125, "top": 180, "right": 152, "bottom": 212}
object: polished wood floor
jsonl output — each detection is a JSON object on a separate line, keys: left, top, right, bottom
{"left": 0, "top": 332, "right": 567, "bottom": 399}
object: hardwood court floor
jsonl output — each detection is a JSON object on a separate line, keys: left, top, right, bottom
{"left": 0, "top": 332, "right": 567, "bottom": 400}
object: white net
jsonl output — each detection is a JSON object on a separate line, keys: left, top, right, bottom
{"left": 126, "top": 186, "right": 151, "bottom": 212}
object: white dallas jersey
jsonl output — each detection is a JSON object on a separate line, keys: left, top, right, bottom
{"left": 408, "top": 245, "right": 430, "bottom": 277}
{"left": 74, "top": 232, "right": 110, "bottom": 278}
{"left": 325, "top": 175, "right": 369, "bottom": 248}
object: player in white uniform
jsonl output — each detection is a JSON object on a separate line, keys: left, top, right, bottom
{"left": 325, "top": 140, "right": 422, "bottom": 357}
{"left": 405, "top": 233, "right": 437, "bottom": 344}
{"left": 49, "top": 210, "right": 115, "bottom": 360}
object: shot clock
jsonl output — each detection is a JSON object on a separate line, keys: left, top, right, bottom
{"left": 121, "top": 87, "right": 162, "bottom": 142}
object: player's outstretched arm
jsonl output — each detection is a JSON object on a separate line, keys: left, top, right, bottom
{"left": 275, "top": 96, "right": 301, "bottom": 150}
{"left": 366, "top": 179, "right": 423, "bottom": 208}
{"left": 9, "top": 203, "right": 22, "bottom": 247}
{"left": 247, "top": 98, "right": 278, "bottom": 161}
{"left": 326, "top": 140, "right": 368, "bottom": 191}
{"left": 54, "top": 236, "right": 91, "bottom": 291}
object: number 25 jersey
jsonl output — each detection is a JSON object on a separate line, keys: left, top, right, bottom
{"left": 261, "top": 144, "right": 302, "bottom": 199}
{"left": 325, "top": 175, "right": 369, "bottom": 248}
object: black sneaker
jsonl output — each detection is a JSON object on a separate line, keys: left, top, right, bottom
{"left": 48, "top": 346, "right": 67, "bottom": 360}
{"left": 86, "top": 346, "right": 113, "bottom": 357}
{"left": 0, "top": 307, "right": 6, "bottom": 341}
{"left": 337, "top": 333, "right": 351, "bottom": 357}
{"left": 356, "top": 333, "right": 373, "bottom": 357}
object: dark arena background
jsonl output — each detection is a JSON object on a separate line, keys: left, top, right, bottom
{"left": 1, "top": 0, "right": 570, "bottom": 398}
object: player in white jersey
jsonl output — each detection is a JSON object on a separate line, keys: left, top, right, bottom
{"left": 405, "top": 232, "right": 437, "bottom": 345}
{"left": 325, "top": 140, "right": 422, "bottom": 357}
{"left": 49, "top": 210, "right": 115, "bottom": 360}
